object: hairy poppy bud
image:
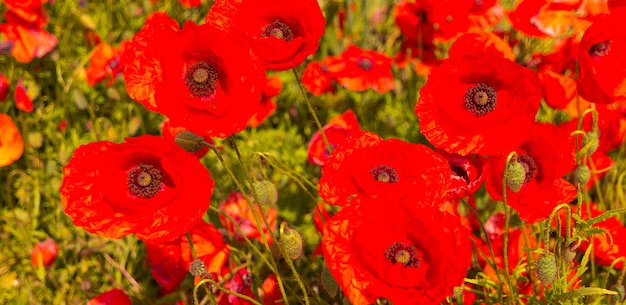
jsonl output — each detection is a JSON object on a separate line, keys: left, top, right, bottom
{"left": 562, "top": 242, "right": 579, "bottom": 264}
{"left": 280, "top": 223, "right": 304, "bottom": 261}
{"left": 536, "top": 253, "right": 557, "bottom": 286}
{"left": 505, "top": 160, "right": 526, "bottom": 192}
{"left": 582, "top": 130, "right": 599, "bottom": 155}
{"left": 189, "top": 259, "right": 207, "bottom": 277}
{"left": 175, "top": 131, "right": 205, "bottom": 153}
{"left": 252, "top": 180, "right": 278, "bottom": 206}
{"left": 574, "top": 164, "right": 591, "bottom": 185}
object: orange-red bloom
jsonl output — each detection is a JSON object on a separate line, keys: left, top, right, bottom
{"left": 60, "top": 135, "right": 214, "bottom": 243}
{"left": 324, "top": 45, "right": 395, "bottom": 93}
{"left": 248, "top": 76, "right": 282, "bottom": 127}
{"left": 3, "top": 0, "right": 49, "bottom": 28}
{"left": 206, "top": 0, "right": 325, "bottom": 71}
{"left": 577, "top": 7, "right": 626, "bottom": 103}
{"left": 31, "top": 237, "right": 58, "bottom": 268}
{"left": 318, "top": 131, "right": 452, "bottom": 205}
{"left": 415, "top": 53, "right": 542, "bottom": 156}
{"left": 123, "top": 12, "right": 265, "bottom": 138}
{"left": 307, "top": 109, "right": 361, "bottom": 166}
{"left": 323, "top": 196, "right": 472, "bottom": 304}
{"left": 86, "top": 42, "right": 126, "bottom": 86}
{"left": 87, "top": 289, "right": 132, "bottom": 305}
{"left": 301, "top": 61, "right": 335, "bottom": 96}
{"left": 507, "top": 0, "right": 577, "bottom": 38}
{"left": 0, "top": 0, "right": 57, "bottom": 63}
{"left": 218, "top": 192, "right": 278, "bottom": 243}
{"left": 0, "top": 113, "right": 24, "bottom": 167}
{"left": 0, "top": 72, "right": 9, "bottom": 102}
{"left": 14, "top": 78, "right": 33, "bottom": 112}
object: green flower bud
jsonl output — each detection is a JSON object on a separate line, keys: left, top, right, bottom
{"left": 175, "top": 131, "right": 204, "bottom": 153}
{"left": 562, "top": 242, "right": 579, "bottom": 265}
{"left": 252, "top": 180, "right": 278, "bottom": 206}
{"left": 505, "top": 160, "right": 526, "bottom": 193}
{"left": 574, "top": 164, "right": 591, "bottom": 185}
{"left": 280, "top": 224, "right": 304, "bottom": 261}
{"left": 536, "top": 253, "right": 557, "bottom": 286}
{"left": 583, "top": 130, "right": 599, "bottom": 155}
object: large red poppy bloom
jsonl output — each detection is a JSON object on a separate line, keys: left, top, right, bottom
{"left": 484, "top": 123, "right": 577, "bottom": 223}
{"left": 577, "top": 7, "right": 626, "bottom": 104}
{"left": 60, "top": 135, "right": 214, "bottom": 243}
{"left": 415, "top": 53, "right": 542, "bottom": 156}
{"left": 323, "top": 196, "right": 472, "bottom": 304}
{"left": 0, "top": 113, "right": 24, "bottom": 167}
{"left": 123, "top": 12, "right": 265, "bottom": 138}
{"left": 323, "top": 45, "right": 395, "bottom": 93}
{"left": 307, "top": 109, "right": 361, "bottom": 166}
{"left": 206, "top": 0, "right": 325, "bottom": 71}
{"left": 318, "top": 131, "right": 452, "bottom": 205}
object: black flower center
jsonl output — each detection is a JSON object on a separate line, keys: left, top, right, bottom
{"left": 356, "top": 57, "right": 374, "bottom": 71}
{"left": 516, "top": 154, "right": 537, "bottom": 185}
{"left": 370, "top": 165, "right": 399, "bottom": 183}
{"left": 184, "top": 61, "right": 219, "bottom": 98}
{"left": 384, "top": 242, "right": 420, "bottom": 268}
{"left": 127, "top": 164, "right": 163, "bottom": 198}
{"left": 450, "top": 164, "right": 471, "bottom": 184}
{"left": 464, "top": 83, "right": 497, "bottom": 117}
{"left": 588, "top": 39, "right": 612, "bottom": 57}
{"left": 262, "top": 20, "right": 294, "bottom": 42}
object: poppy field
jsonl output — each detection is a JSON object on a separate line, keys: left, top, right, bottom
{"left": 2, "top": 0, "right": 626, "bottom": 304}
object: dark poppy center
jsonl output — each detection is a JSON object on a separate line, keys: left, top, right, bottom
{"left": 450, "top": 164, "right": 471, "bottom": 184}
{"left": 516, "top": 154, "right": 537, "bottom": 185}
{"left": 127, "top": 164, "right": 163, "bottom": 198}
{"left": 464, "top": 83, "right": 497, "bottom": 117}
{"left": 588, "top": 39, "right": 612, "bottom": 57}
{"left": 262, "top": 20, "right": 294, "bottom": 42}
{"left": 185, "top": 61, "right": 219, "bottom": 98}
{"left": 356, "top": 58, "right": 374, "bottom": 71}
{"left": 384, "top": 242, "right": 420, "bottom": 268}
{"left": 370, "top": 165, "right": 399, "bottom": 183}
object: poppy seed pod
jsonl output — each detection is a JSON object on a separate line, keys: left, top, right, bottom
{"left": 505, "top": 160, "right": 526, "bottom": 192}
{"left": 574, "top": 164, "right": 591, "bottom": 185}
{"left": 252, "top": 180, "right": 278, "bottom": 206}
{"left": 536, "top": 253, "right": 557, "bottom": 286}
{"left": 174, "top": 131, "right": 205, "bottom": 153}
{"left": 280, "top": 223, "right": 304, "bottom": 261}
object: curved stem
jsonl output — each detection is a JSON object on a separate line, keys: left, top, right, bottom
{"left": 502, "top": 151, "right": 518, "bottom": 301}
{"left": 291, "top": 68, "right": 332, "bottom": 153}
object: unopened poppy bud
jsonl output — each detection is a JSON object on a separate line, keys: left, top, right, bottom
{"left": 280, "top": 224, "right": 304, "bottom": 261}
{"left": 320, "top": 263, "right": 338, "bottom": 297}
{"left": 582, "top": 130, "right": 599, "bottom": 155}
{"left": 175, "top": 131, "right": 205, "bottom": 153}
{"left": 189, "top": 259, "right": 207, "bottom": 277}
{"left": 562, "top": 242, "right": 580, "bottom": 264}
{"left": 574, "top": 164, "right": 591, "bottom": 185}
{"left": 505, "top": 160, "right": 526, "bottom": 192}
{"left": 536, "top": 253, "right": 557, "bottom": 286}
{"left": 252, "top": 180, "right": 278, "bottom": 206}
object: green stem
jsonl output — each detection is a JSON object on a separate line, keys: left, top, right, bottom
{"left": 502, "top": 151, "right": 518, "bottom": 301}
{"left": 291, "top": 68, "right": 332, "bottom": 154}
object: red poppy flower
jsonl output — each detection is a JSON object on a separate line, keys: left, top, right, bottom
{"left": 324, "top": 45, "right": 395, "bottom": 93}
{"left": 146, "top": 220, "right": 229, "bottom": 292}
{"left": 311, "top": 202, "right": 332, "bottom": 258}
{"left": 577, "top": 7, "right": 626, "bottom": 104}
{"left": 438, "top": 150, "right": 485, "bottom": 200}
{"left": 206, "top": 0, "right": 325, "bottom": 71}
{"left": 307, "top": 109, "right": 361, "bottom": 166}
{"left": 323, "top": 196, "right": 472, "bottom": 304}
{"left": 161, "top": 119, "right": 213, "bottom": 159}
{"left": 86, "top": 42, "right": 126, "bottom": 86}
{"left": 318, "top": 131, "right": 452, "bottom": 205}
{"left": 0, "top": 113, "right": 24, "bottom": 167}
{"left": 484, "top": 123, "right": 577, "bottom": 223}
{"left": 301, "top": 60, "right": 335, "bottom": 96}
{"left": 507, "top": 0, "right": 577, "bottom": 38}
{"left": 0, "top": 22, "right": 57, "bottom": 64}
{"left": 218, "top": 192, "right": 278, "bottom": 243}
{"left": 60, "top": 135, "right": 214, "bottom": 243}
{"left": 468, "top": 0, "right": 503, "bottom": 29}
{"left": 3, "top": 0, "right": 49, "bottom": 28}
{"left": 122, "top": 12, "right": 265, "bottom": 138}
{"left": 448, "top": 32, "right": 515, "bottom": 62}
{"left": 248, "top": 76, "right": 282, "bottom": 127}
{"left": 31, "top": 237, "right": 58, "bottom": 268}
{"left": 0, "top": 72, "right": 9, "bottom": 102}
{"left": 87, "top": 289, "right": 132, "bottom": 305}
{"left": 415, "top": 53, "right": 542, "bottom": 156}
{"left": 538, "top": 70, "right": 577, "bottom": 109}
{"left": 178, "top": 0, "right": 202, "bottom": 8}
{"left": 14, "top": 78, "right": 33, "bottom": 112}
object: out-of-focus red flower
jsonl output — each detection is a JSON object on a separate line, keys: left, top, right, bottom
{"left": 31, "top": 237, "right": 58, "bottom": 268}
{"left": 577, "top": 7, "right": 626, "bottom": 104}
{"left": 393, "top": 0, "right": 439, "bottom": 67}
{"left": 0, "top": 72, "right": 9, "bottom": 102}
{"left": 0, "top": 21, "right": 57, "bottom": 64}
{"left": 14, "top": 78, "right": 33, "bottom": 112}
{"left": 122, "top": 12, "right": 265, "bottom": 138}
{"left": 3, "top": 0, "right": 49, "bottom": 28}
{"left": 85, "top": 30, "right": 101, "bottom": 49}
{"left": 56, "top": 119, "right": 67, "bottom": 131}
{"left": 0, "top": 114, "right": 24, "bottom": 167}
{"left": 248, "top": 76, "right": 282, "bottom": 127}
{"left": 318, "top": 131, "right": 452, "bottom": 206}
{"left": 86, "top": 42, "right": 126, "bottom": 86}
{"left": 218, "top": 192, "right": 278, "bottom": 243}
{"left": 449, "top": 32, "right": 515, "bottom": 61}
{"left": 301, "top": 61, "right": 335, "bottom": 96}
{"left": 146, "top": 221, "right": 229, "bottom": 292}
{"left": 216, "top": 270, "right": 281, "bottom": 305}
{"left": 484, "top": 123, "right": 577, "bottom": 223}
{"left": 538, "top": 70, "right": 577, "bottom": 109}
{"left": 324, "top": 45, "right": 395, "bottom": 93}
{"left": 415, "top": 54, "right": 542, "bottom": 156}
{"left": 206, "top": 0, "right": 325, "bottom": 71}
{"left": 469, "top": 0, "right": 504, "bottom": 29}
{"left": 438, "top": 150, "right": 485, "bottom": 200}
{"left": 87, "top": 289, "right": 132, "bottom": 305}
{"left": 161, "top": 119, "right": 213, "bottom": 159}
{"left": 323, "top": 195, "right": 472, "bottom": 304}
{"left": 60, "top": 135, "right": 214, "bottom": 243}
{"left": 507, "top": 0, "right": 577, "bottom": 38}
{"left": 178, "top": 0, "right": 202, "bottom": 8}
{"left": 307, "top": 109, "right": 360, "bottom": 166}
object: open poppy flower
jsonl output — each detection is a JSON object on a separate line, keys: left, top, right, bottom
{"left": 87, "top": 289, "right": 132, "bottom": 305}
{"left": 218, "top": 192, "right": 278, "bottom": 243}
{"left": 323, "top": 195, "right": 472, "bottom": 304}
{"left": 318, "top": 131, "right": 452, "bottom": 206}
{"left": 301, "top": 60, "right": 335, "bottom": 96}
{"left": 60, "top": 135, "right": 214, "bottom": 243}
{"left": 507, "top": 0, "right": 577, "bottom": 38}
{"left": 449, "top": 32, "right": 515, "bottom": 61}
{"left": 438, "top": 150, "right": 485, "bottom": 200}
{"left": 86, "top": 42, "right": 126, "bottom": 86}
{"left": 248, "top": 76, "right": 282, "bottom": 127}
{"left": 324, "top": 45, "right": 395, "bottom": 93}
{"left": 0, "top": 113, "right": 24, "bottom": 167}
{"left": 307, "top": 109, "right": 361, "bottom": 166}
{"left": 122, "top": 12, "right": 265, "bottom": 138}
{"left": 3, "top": 0, "right": 49, "bottom": 28}
{"left": 484, "top": 123, "right": 577, "bottom": 223}
{"left": 0, "top": 22, "right": 57, "bottom": 64}
{"left": 206, "top": 0, "right": 325, "bottom": 70}
{"left": 415, "top": 53, "right": 542, "bottom": 156}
